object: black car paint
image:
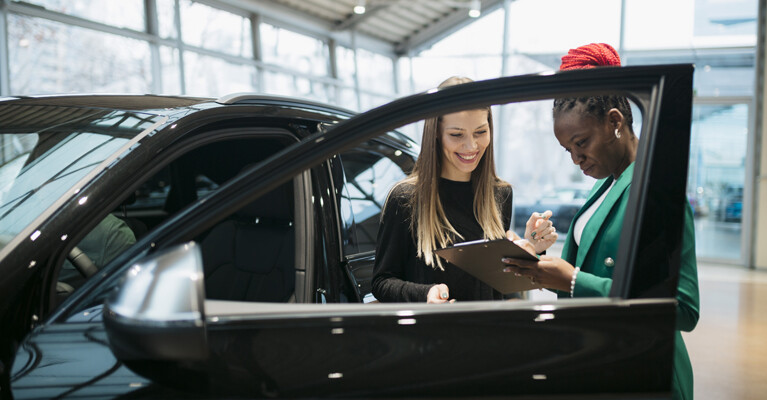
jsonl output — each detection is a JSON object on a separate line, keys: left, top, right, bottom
{"left": 1, "top": 96, "right": 414, "bottom": 398}
{"left": 4, "top": 65, "right": 693, "bottom": 399}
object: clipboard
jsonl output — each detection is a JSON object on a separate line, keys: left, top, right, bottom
{"left": 434, "top": 239, "right": 541, "bottom": 294}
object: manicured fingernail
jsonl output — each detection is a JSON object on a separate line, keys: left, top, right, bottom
{"left": 502, "top": 267, "right": 512, "bottom": 273}
{"left": 440, "top": 292, "right": 448, "bottom": 299}
{"left": 501, "top": 258, "right": 510, "bottom": 263}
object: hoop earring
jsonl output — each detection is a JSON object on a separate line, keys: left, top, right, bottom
{"left": 614, "top": 128, "right": 621, "bottom": 139}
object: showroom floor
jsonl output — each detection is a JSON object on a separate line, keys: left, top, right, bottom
{"left": 683, "top": 263, "right": 767, "bottom": 400}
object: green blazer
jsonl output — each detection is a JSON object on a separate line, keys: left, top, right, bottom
{"left": 558, "top": 163, "right": 700, "bottom": 400}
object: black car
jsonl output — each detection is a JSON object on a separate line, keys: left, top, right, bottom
{"left": 1, "top": 65, "right": 694, "bottom": 399}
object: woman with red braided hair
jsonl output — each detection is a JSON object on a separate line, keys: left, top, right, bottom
{"left": 502, "top": 43, "right": 700, "bottom": 400}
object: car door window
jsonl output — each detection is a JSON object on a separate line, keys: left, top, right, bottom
{"left": 338, "top": 141, "right": 413, "bottom": 254}
{"left": 57, "top": 135, "right": 294, "bottom": 294}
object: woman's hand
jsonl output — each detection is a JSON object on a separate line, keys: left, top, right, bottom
{"left": 524, "top": 210, "right": 558, "bottom": 254}
{"left": 504, "top": 233, "right": 538, "bottom": 257}
{"left": 500, "top": 255, "right": 574, "bottom": 292}
{"left": 427, "top": 283, "right": 452, "bottom": 303}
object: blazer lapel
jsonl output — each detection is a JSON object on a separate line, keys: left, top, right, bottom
{"left": 575, "top": 163, "right": 635, "bottom": 268}
{"left": 562, "top": 177, "right": 608, "bottom": 262}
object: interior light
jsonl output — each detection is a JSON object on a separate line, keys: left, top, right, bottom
{"left": 469, "top": 0, "right": 481, "bottom": 18}
{"left": 354, "top": 0, "right": 366, "bottom": 14}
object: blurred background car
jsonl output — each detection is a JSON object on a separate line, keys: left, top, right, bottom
{"left": 720, "top": 185, "right": 743, "bottom": 222}
{"left": 513, "top": 185, "right": 592, "bottom": 235}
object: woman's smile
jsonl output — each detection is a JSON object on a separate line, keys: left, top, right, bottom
{"left": 456, "top": 151, "right": 479, "bottom": 163}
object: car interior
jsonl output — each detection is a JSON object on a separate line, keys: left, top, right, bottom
{"left": 59, "top": 134, "right": 301, "bottom": 303}
{"left": 200, "top": 179, "right": 297, "bottom": 303}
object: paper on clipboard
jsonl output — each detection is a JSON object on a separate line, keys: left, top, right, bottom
{"left": 434, "top": 239, "right": 541, "bottom": 294}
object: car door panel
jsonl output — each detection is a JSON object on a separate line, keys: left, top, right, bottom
{"left": 201, "top": 299, "right": 675, "bottom": 398}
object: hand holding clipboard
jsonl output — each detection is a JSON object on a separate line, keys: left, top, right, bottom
{"left": 434, "top": 238, "right": 541, "bottom": 294}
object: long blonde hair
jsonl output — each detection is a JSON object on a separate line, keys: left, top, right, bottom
{"left": 392, "top": 76, "right": 509, "bottom": 270}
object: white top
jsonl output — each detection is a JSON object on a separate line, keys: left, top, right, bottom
{"left": 573, "top": 180, "right": 616, "bottom": 246}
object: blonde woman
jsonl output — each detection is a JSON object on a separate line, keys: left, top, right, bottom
{"left": 372, "top": 77, "right": 557, "bottom": 303}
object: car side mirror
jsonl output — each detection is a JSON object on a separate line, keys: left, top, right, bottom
{"left": 103, "top": 241, "right": 208, "bottom": 387}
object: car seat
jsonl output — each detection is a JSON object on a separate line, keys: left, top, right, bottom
{"left": 200, "top": 181, "right": 296, "bottom": 302}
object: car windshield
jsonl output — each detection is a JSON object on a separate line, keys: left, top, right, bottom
{"left": 0, "top": 105, "right": 163, "bottom": 252}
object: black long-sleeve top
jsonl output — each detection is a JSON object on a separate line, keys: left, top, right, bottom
{"left": 372, "top": 178, "right": 513, "bottom": 302}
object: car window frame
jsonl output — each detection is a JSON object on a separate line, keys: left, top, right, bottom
{"left": 47, "top": 127, "right": 303, "bottom": 320}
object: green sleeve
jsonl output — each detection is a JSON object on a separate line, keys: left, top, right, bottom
{"left": 572, "top": 271, "right": 612, "bottom": 297}
{"left": 676, "top": 204, "right": 700, "bottom": 332}
{"left": 89, "top": 214, "right": 137, "bottom": 267}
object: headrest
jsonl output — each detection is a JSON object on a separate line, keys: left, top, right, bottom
{"left": 236, "top": 182, "right": 293, "bottom": 222}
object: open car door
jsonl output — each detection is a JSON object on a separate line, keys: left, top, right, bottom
{"left": 102, "top": 65, "right": 693, "bottom": 399}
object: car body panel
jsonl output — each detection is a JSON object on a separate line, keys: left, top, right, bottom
{"left": 12, "top": 298, "right": 675, "bottom": 399}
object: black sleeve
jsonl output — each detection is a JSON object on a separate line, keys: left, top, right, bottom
{"left": 371, "top": 186, "right": 433, "bottom": 302}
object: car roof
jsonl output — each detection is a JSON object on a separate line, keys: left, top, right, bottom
{"left": 0, "top": 93, "right": 359, "bottom": 117}
{"left": 0, "top": 94, "right": 212, "bottom": 111}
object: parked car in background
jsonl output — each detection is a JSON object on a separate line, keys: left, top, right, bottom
{"left": 513, "top": 185, "right": 592, "bottom": 235}
{"left": 721, "top": 185, "right": 743, "bottom": 222}
{"left": 1, "top": 65, "right": 694, "bottom": 399}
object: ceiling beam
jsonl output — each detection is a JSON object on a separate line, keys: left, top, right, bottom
{"left": 334, "top": 3, "right": 390, "bottom": 31}
{"left": 211, "top": 0, "right": 398, "bottom": 56}
{"left": 395, "top": 0, "right": 503, "bottom": 56}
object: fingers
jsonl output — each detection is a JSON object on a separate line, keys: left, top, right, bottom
{"left": 500, "top": 264, "right": 539, "bottom": 285}
{"left": 526, "top": 211, "right": 554, "bottom": 242}
{"left": 501, "top": 256, "right": 537, "bottom": 269}
{"left": 536, "top": 225, "right": 557, "bottom": 241}
{"left": 512, "top": 239, "right": 537, "bottom": 256}
{"left": 427, "top": 283, "right": 450, "bottom": 303}
{"left": 436, "top": 283, "right": 449, "bottom": 300}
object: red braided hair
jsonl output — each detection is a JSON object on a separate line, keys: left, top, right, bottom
{"left": 560, "top": 43, "right": 621, "bottom": 70}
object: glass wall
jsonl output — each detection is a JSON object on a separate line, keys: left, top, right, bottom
{"left": 7, "top": 14, "right": 152, "bottom": 94}
{"left": 0, "top": 0, "right": 395, "bottom": 109}
{"left": 180, "top": 0, "right": 252, "bottom": 58}
{"left": 23, "top": 0, "right": 145, "bottom": 31}
{"left": 688, "top": 103, "right": 750, "bottom": 261}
